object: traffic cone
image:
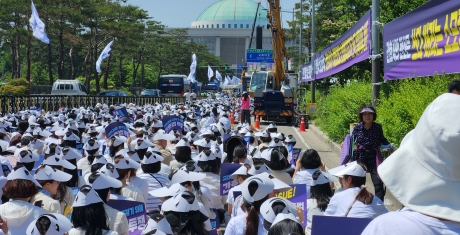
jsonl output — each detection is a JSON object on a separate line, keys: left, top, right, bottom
{"left": 254, "top": 115, "right": 260, "bottom": 129}
{"left": 299, "top": 115, "right": 306, "bottom": 132}
{"left": 230, "top": 111, "right": 235, "bottom": 125}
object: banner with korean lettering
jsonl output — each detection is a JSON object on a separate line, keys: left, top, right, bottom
{"left": 162, "top": 115, "right": 184, "bottom": 134}
{"left": 108, "top": 200, "right": 146, "bottom": 235}
{"left": 276, "top": 184, "right": 308, "bottom": 227}
{"left": 300, "top": 11, "right": 371, "bottom": 82}
{"left": 383, "top": 0, "right": 460, "bottom": 80}
{"left": 220, "top": 163, "right": 241, "bottom": 196}
{"left": 105, "top": 122, "right": 130, "bottom": 138}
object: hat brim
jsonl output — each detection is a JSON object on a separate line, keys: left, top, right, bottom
{"left": 378, "top": 130, "right": 460, "bottom": 222}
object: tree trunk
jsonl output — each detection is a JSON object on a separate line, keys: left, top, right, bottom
{"left": 102, "top": 48, "right": 112, "bottom": 89}
{"left": 69, "top": 46, "right": 75, "bottom": 80}
{"left": 141, "top": 54, "right": 145, "bottom": 87}
{"left": 10, "top": 42, "right": 16, "bottom": 79}
{"left": 93, "top": 23, "right": 100, "bottom": 94}
{"left": 48, "top": 43, "right": 54, "bottom": 85}
{"left": 15, "top": 32, "right": 21, "bottom": 78}
{"left": 27, "top": 25, "right": 32, "bottom": 82}
{"left": 118, "top": 51, "right": 123, "bottom": 88}
{"left": 58, "top": 29, "right": 65, "bottom": 79}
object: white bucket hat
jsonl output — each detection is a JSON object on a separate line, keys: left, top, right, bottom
{"left": 26, "top": 213, "right": 72, "bottom": 235}
{"left": 378, "top": 93, "right": 460, "bottom": 222}
{"left": 241, "top": 174, "right": 274, "bottom": 203}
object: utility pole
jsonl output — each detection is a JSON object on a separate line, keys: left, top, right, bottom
{"left": 371, "top": 0, "right": 380, "bottom": 106}
{"left": 299, "top": 0, "right": 303, "bottom": 60}
{"left": 311, "top": 0, "right": 316, "bottom": 103}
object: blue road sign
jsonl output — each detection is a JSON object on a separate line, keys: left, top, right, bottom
{"left": 246, "top": 49, "right": 274, "bottom": 63}
{"left": 237, "top": 64, "right": 243, "bottom": 69}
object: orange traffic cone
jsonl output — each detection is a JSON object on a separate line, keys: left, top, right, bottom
{"left": 254, "top": 115, "right": 260, "bottom": 129}
{"left": 299, "top": 115, "right": 306, "bottom": 132}
{"left": 230, "top": 111, "right": 235, "bottom": 125}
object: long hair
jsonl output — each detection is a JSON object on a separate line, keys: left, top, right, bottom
{"left": 345, "top": 163, "right": 374, "bottom": 205}
{"left": 310, "top": 171, "right": 333, "bottom": 211}
{"left": 71, "top": 186, "right": 110, "bottom": 235}
{"left": 242, "top": 93, "right": 249, "bottom": 101}
{"left": 175, "top": 146, "right": 192, "bottom": 163}
{"left": 263, "top": 148, "right": 288, "bottom": 171}
{"left": 232, "top": 145, "right": 247, "bottom": 164}
{"left": 65, "top": 159, "right": 79, "bottom": 187}
{"left": 267, "top": 219, "right": 305, "bottom": 235}
{"left": 244, "top": 181, "right": 268, "bottom": 235}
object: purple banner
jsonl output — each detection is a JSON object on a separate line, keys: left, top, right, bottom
{"left": 341, "top": 134, "right": 351, "bottom": 164}
{"left": 219, "top": 163, "right": 241, "bottom": 196}
{"left": 287, "top": 144, "right": 295, "bottom": 165}
{"left": 383, "top": 1, "right": 460, "bottom": 80}
{"left": 311, "top": 216, "right": 372, "bottom": 235}
{"left": 209, "top": 218, "right": 220, "bottom": 235}
{"left": 301, "top": 11, "right": 371, "bottom": 82}
{"left": 162, "top": 115, "right": 184, "bottom": 134}
{"left": 114, "top": 107, "right": 133, "bottom": 123}
{"left": 105, "top": 122, "right": 130, "bottom": 138}
{"left": 108, "top": 200, "right": 146, "bottom": 235}
{"left": 276, "top": 184, "right": 308, "bottom": 227}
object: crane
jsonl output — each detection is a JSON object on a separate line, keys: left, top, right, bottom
{"left": 266, "top": 0, "right": 287, "bottom": 90}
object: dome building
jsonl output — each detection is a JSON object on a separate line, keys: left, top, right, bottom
{"left": 186, "top": 0, "right": 273, "bottom": 71}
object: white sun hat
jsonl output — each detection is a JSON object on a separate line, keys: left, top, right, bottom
{"left": 110, "top": 136, "right": 127, "bottom": 147}
{"left": 115, "top": 156, "right": 141, "bottom": 170}
{"left": 162, "top": 191, "right": 200, "bottom": 212}
{"left": 328, "top": 161, "right": 365, "bottom": 178}
{"left": 26, "top": 213, "right": 72, "bottom": 235}
{"left": 193, "top": 138, "right": 212, "bottom": 148}
{"left": 34, "top": 166, "right": 72, "bottom": 182}
{"left": 270, "top": 213, "right": 300, "bottom": 228}
{"left": 378, "top": 93, "right": 460, "bottom": 222}
{"left": 175, "top": 138, "right": 190, "bottom": 148}
{"left": 8, "top": 166, "right": 41, "bottom": 187}
{"left": 153, "top": 131, "right": 175, "bottom": 141}
{"left": 16, "top": 148, "right": 40, "bottom": 163}
{"left": 170, "top": 169, "right": 206, "bottom": 184}
{"left": 90, "top": 172, "right": 122, "bottom": 190}
{"left": 241, "top": 173, "right": 274, "bottom": 203}
{"left": 98, "top": 163, "right": 120, "bottom": 179}
{"left": 260, "top": 148, "right": 284, "bottom": 162}
{"left": 135, "top": 138, "right": 155, "bottom": 150}
{"left": 248, "top": 163, "right": 274, "bottom": 175}
{"left": 193, "top": 150, "right": 217, "bottom": 162}
{"left": 43, "top": 155, "right": 76, "bottom": 170}
{"left": 255, "top": 131, "right": 270, "bottom": 138}
{"left": 141, "top": 215, "right": 173, "bottom": 235}
{"left": 61, "top": 147, "right": 82, "bottom": 161}
{"left": 73, "top": 185, "right": 104, "bottom": 207}
{"left": 260, "top": 197, "right": 298, "bottom": 227}
{"left": 311, "top": 170, "right": 338, "bottom": 186}
{"left": 179, "top": 160, "right": 202, "bottom": 172}
{"left": 230, "top": 165, "right": 249, "bottom": 180}
{"left": 148, "top": 183, "right": 188, "bottom": 198}
{"left": 142, "top": 147, "right": 164, "bottom": 164}
{"left": 259, "top": 172, "right": 292, "bottom": 193}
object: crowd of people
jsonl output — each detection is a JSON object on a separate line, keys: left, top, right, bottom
{"left": 0, "top": 81, "right": 458, "bottom": 235}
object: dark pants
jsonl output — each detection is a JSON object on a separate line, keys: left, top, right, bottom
{"left": 356, "top": 149, "right": 386, "bottom": 201}
{"left": 241, "top": 109, "right": 251, "bottom": 125}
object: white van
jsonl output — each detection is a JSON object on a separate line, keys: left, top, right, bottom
{"left": 51, "top": 80, "right": 88, "bottom": 96}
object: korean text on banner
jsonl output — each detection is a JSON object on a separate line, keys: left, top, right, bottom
{"left": 276, "top": 184, "right": 308, "bottom": 227}
{"left": 311, "top": 216, "right": 372, "bottom": 235}
{"left": 162, "top": 115, "right": 184, "bottom": 134}
{"left": 383, "top": 1, "right": 460, "bottom": 80}
{"left": 220, "top": 163, "right": 242, "bottom": 196}
{"left": 300, "top": 10, "right": 371, "bottom": 82}
{"left": 108, "top": 200, "right": 146, "bottom": 235}
{"left": 105, "top": 122, "right": 130, "bottom": 138}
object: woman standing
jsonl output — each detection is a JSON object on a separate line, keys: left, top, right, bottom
{"left": 240, "top": 92, "right": 251, "bottom": 125}
{"left": 350, "top": 105, "right": 393, "bottom": 201}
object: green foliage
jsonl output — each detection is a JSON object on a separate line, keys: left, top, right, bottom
{"left": 0, "top": 78, "right": 29, "bottom": 95}
{"left": 8, "top": 78, "right": 29, "bottom": 86}
{"left": 376, "top": 75, "right": 457, "bottom": 146}
{"left": 315, "top": 81, "right": 372, "bottom": 142}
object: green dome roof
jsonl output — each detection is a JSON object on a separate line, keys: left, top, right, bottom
{"left": 196, "top": 0, "right": 268, "bottom": 21}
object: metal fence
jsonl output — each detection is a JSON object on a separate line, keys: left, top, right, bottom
{"left": 0, "top": 96, "right": 207, "bottom": 113}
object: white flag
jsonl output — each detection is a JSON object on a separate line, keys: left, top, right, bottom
{"left": 207, "top": 65, "right": 214, "bottom": 81}
{"left": 215, "top": 70, "right": 222, "bottom": 82}
{"left": 188, "top": 72, "right": 196, "bottom": 83}
{"left": 29, "top": 1, "right": 49, "bottom": 44}
{"left": 96, "top": 41, "right": 114, "bottom": 73}
{"left": 190, "top": 53, "right": 197, "bottom": 75}
{"left": 232, "top": 76, "right": 240, "bottom": 85}
{"left": 224, "top": 76, "right": 230, "bottom": 86}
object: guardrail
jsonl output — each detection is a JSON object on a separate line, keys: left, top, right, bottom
{"left": 0, "top": 95, "right": 208, "bottom": 113}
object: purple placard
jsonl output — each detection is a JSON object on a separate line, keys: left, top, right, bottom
{"left": 209, "top": 218, "right": 220, "bottom": 235}
{"left": 287, "top": 144, "right": 295, "bottom": 165}
{"left": 341, "top": 134, "right": 351, "bottom": 164}
{"left": 311, "top": 216, "right": 373, "bottom": 235}
{"left": 162, "top": 115, "right": 184, "bottom": 134}
{"left": 219, "top": 163, "right": 241, "bottom": 196}
{"left": 383, "top": 1, "right": 460, "bottom": 80}
{"left": 105, "top": 122, "right": 130, "bottom": 138}
{"left": 301, "top": 11, "right": 371, "bottom": 82}
{"left": 108, "top": 200, "right": 146, "bottom": 235}
{"left": 114, "top": 107, "right": 133, "bottom": 123}
{"left": 276, "top": 184, "right": 308, "bottom": 227}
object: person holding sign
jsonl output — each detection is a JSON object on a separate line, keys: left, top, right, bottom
{"left": 70, "top": 185, "right": 118, "bottom": 235}
{"left": 324, "top": 161, "right": 388, "bottom": 218}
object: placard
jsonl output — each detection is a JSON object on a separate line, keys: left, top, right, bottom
{"left": 311, "top": 215, "right": 373, "bottom": 235}
{"left": 276, "top": 184, "right": 308, "bottom": 227}
{"left": 105, "top": 122, "right": 130, "bottom": 138}
{"left": 162, "top": 115, "right": 184, "bottom": 134}
{"left": 108, "top": 200, "right": 147, "bottom": 235}
{"left": 219, "top": 163, "right": 241, "bottom": 196}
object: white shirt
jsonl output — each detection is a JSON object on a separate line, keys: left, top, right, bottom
{"left": 306, "top": 198, "right": 326, "bottom": 235}
{"left": 30, "top": 191, "right": 61, "bottom": 214}
{"left": 199, "top": 172, "right": 226, "bottom": 209}
{"left": 129, "top": 176, "right": 149, "bottom": 204}
{"left": 77, "top": 157, "right": 92, "bottom": 178}
{"left": 104, "top": 204, "right": 129, "bottom": 235}
{"left": 232, "top": 194, "right": 245, "bottom": 218}
{"left": 225, "top": 213, "right": 267, "bottom": 235}
{"left": 293, "top": 169, "right": 318, "bottom": 199}
{"left": 191, "top": 92, "right": 197, "bottom": 99}
{"left": 121, "top": 185, "right": 145, "bottom": 203}
{"left": 362, "top": 207, "right": 460, "bottom": 235}
{"left": 138, "top": 172, "right": 170, "bottom": 211}
{"left": 324, "top": 187, "right": 388, "bottom": 218}
{"left": 69, "top": 228, "right": 118, "bottom": 235}
{"left": 184, "top": 92, "right": 191, "bottom": 100}
{"left": 0, "top": 200, "right": 46, "bottom": 235}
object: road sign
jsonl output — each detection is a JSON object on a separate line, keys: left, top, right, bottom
{"left": 237, "top": 64, "right": 243, "bottom": 69}
{"left": 246, "top": 49, "right": 274, "bottom": 63}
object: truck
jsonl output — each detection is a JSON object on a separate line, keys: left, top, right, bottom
{"left": 249, "top": 0, "right": 298, "bottom": 124}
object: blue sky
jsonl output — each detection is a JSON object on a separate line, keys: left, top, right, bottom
{"left": 126, "top": 0, "right": 299, "bottom": 28}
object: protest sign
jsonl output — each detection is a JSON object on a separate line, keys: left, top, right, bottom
{"left": 114, "top": 107, "right": 133, "bottom": 123}
{"left": 383, "top": 1, "right": 460, "bottom": 80}
{"left": 243, "top": 136, "right": 251, "bottom": 151}
{"left": 311, "top": 216, "right": 373, "bottom": 235}
{"left": 209, "top": 218, "right": 220, "bottom": 235}
{"left": 220, "top": 163, "right": 241, "bottom": 196}
{"left": 105, "top": 122, "right": 130, "bottom": 138}
{"left": 276, "top": 184, "right": 308, "bottom": 227}
{"left": 162, "top": 115, "right": 184, "bottom": 133}
{"left": 108, "top": 200, "right": 146, "bottom": 235}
